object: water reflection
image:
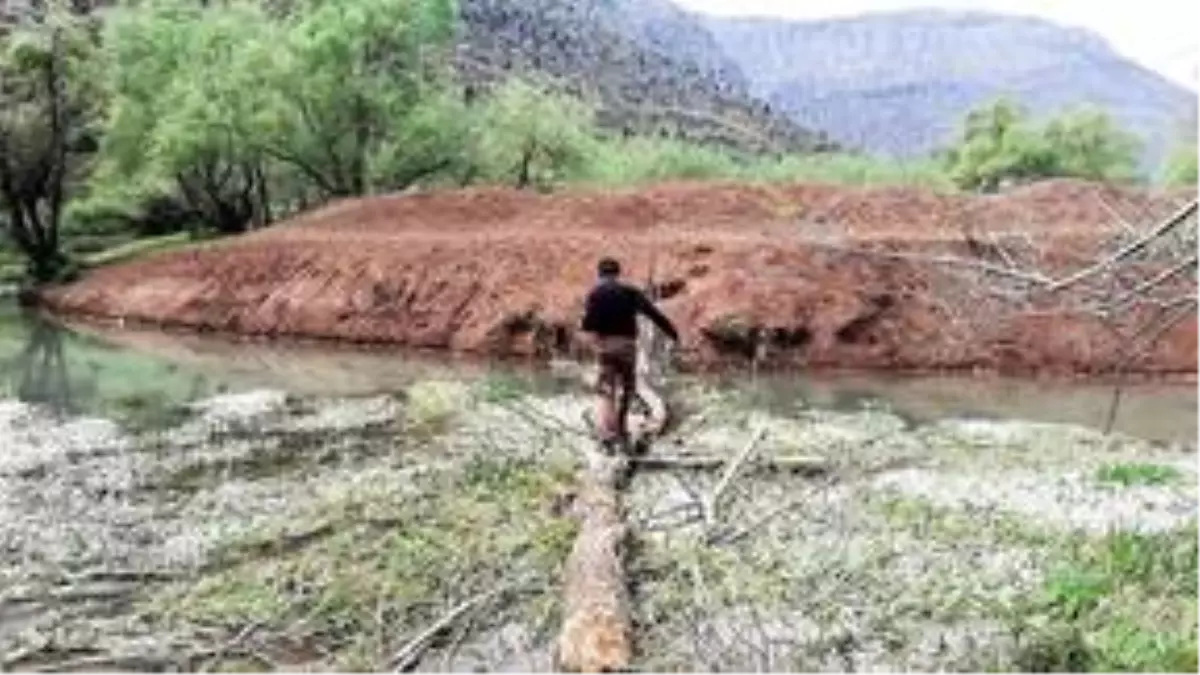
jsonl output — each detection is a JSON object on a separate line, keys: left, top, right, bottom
{"left": 0, "top": 306, "right": 219, "bottom": 422}
{"left": 1, "top": 309, "right": 88, "bottom": 418}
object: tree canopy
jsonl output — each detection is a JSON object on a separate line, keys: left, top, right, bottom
{"left": 942, "top": 98, "right": 1142, "bottom": 192}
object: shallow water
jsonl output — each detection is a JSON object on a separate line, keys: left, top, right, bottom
{"left": 0, "top": 305, "right": 1195, "bottom": 444}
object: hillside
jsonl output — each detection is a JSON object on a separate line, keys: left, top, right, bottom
{"left": 39, "top": 180, "right": 1197, "bottom": 376}
{"left": 455, "top": 0, "right": 833, "bottom": 155}
{"left": 701, "top": 9, "right": 1198, "bottom": 166}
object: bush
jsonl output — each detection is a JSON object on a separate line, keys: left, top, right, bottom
{"left": 1160, "top": 145, "right": 1198, "bottom": 187}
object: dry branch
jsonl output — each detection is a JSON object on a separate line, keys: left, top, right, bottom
{"left": 388, "top": 585, "right": 512, "bottom": 672}
{"left": 632, "top": 453, "right": 829, "bottom": 475}
{"left": 702, "top": 425, "right": 768, "bottom": 528}
{"left": 1044, "top": 199, "right": 1197, "bottom": 293}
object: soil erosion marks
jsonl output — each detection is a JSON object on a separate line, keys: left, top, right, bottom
{"left": 38, "top": 179, "right": 1198, "bottom": 376}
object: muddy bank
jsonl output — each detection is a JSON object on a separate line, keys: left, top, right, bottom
{"left": 38, "top": 180, "right": 1198, "bottom": 376}
{"left": 1, "top": 374, "right": 1196, "bottom": 671}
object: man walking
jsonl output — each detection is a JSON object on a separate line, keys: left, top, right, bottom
{"left": 580, "top": 257, "right": 679, "bottom": 450}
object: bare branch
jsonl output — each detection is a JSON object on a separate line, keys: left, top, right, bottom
{"left": 702, "top": 424, "right": 768, "bottom": 528}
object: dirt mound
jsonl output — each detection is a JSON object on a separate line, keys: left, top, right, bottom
{"left": 39, "top": 180, "right": 1197, "bottom": 377}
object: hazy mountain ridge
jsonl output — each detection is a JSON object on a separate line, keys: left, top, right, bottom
{"left": 455, "top": 0, "right": 833, "bottom": 154}
{"left": 697, "top": 9, "right": 1197, "bottom": 165}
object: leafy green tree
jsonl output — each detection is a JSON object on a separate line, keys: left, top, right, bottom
{"left": 1162, "top": 146, "right": 1198, "bottom": 187}
{"left": 943, "top": 98, "right": 1142, "bottom": 192}
{"left": 91, "top": 0, "right": 272, "bottom": 234}
{"left": 0, "top": 2, "right": 102, "bottom": 282}
{"left": 468, "top": 78, "right": 596, "bottom": 190}
{"left": 250, "top": 0, "right": 460, "bottom": 197}
{"left": 1042, "top": 106, "right": 1140, "bottom": 182}
{"left": 1159, "top": 114, "right": 1198, "bottom": 187}
{"left": 942, "top": 99, "right": 1057, "bottom": 192}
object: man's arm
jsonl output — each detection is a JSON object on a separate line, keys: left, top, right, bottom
{"left": 635, "top": 290, "right": 679, "bottom": 342}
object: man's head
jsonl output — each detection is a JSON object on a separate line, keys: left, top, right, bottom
{"left": 597, "top": 257, "right": 621, "bottom": 279}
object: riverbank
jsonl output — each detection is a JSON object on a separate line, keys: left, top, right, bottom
{"left": 35, "top": 179, "right": 1199, "bottom": 377}
{"left": 1, "top": 371, "right": 1196, "bottom": 671}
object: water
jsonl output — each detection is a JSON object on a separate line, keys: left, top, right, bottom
{"left": 0, "top": 305, "right": 1195, "bottom": 444}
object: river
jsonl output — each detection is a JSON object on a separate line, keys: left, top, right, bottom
{"left": 0, "top": 304, "right": 1194, "bottom": 444}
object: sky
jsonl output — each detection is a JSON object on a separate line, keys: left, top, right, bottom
{"left": 674, "top": 0, "right": 1199, "bottom": 91}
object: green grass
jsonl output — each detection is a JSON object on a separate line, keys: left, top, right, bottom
{"left": 0, "top": 231, "right": 198, "bottom": 286}
{"left": 1010, "top": 522, "right": 1198, "bottom": 672}
{"left": 81, "top": 231, "right": 196, "bottom": 266}
{"left": 872, "top": 495, "right": 1198, "bottom": 671}
{"left": 1096, "top": 462, "right": 1184, "bottom": 487}
{"left": 581, "top": 137, "right": 956, "bottom": 190}
{"left": 146, "top": 456, "right": 577, "bottom": 670}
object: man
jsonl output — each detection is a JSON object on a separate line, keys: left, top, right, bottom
{"left": 580, "top": 257, "right": 680, "bottom": 449}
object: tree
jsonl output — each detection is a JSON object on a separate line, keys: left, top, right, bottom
{"left": 91, "top": 0, "right": 272, "bottom": 234}
{"left": 250, "top": 0, "right": 460, "bottom": 197}
{"left": 1159, "top": 113, "right": 1198, "bottom": 187}
{"left": 0, "top": 2, "right": 101, "bottom": 282}
{"left": 942, "top": 99, "right": 1058, "bottom": 192}
{"left": 1162, "top": 146, "right": 1199, "bottom": 187}
{"left": 1041, "top": 106, "right": 1140, "bottom": 182}
{"left": 469, "top": 78, "right": 596, "bottom": 190}
{"left": 91, "top": 0, "right": 462, "bottom": 232}
{"left": 943, "top": 98, "right": 1143, "bottom": 192}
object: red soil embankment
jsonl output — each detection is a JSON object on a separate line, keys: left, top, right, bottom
{"left": 39, "top": 179, "right": 1198, "bottom": 377}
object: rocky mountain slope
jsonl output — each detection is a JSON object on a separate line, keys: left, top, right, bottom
{"left": 699, "top": 9, "right": 1197, "bottom": 166}
{"left": 455, "top": 0, "right": 833, "bottom": 154}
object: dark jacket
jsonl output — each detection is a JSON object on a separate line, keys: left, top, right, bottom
{"left": 581, "top": 278, "right": 679, "bottom": 341}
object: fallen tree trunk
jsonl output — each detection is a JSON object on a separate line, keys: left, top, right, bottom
{"left": 554, "top": 449, "right": 634, "bottom": 673}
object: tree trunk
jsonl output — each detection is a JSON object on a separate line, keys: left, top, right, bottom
{"left": 516, "top": 145, "right": 533, "bottom": 189}
{"left": 554, "top": 449, "right": 633, "bottom": 673}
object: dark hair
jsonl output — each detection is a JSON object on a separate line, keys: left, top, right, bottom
{"left": 597, "top": 257, "right": 621, "bottom": 277}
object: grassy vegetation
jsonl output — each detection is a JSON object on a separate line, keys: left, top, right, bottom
{"left": 870, "top": 493, "right": 1199, "bottom": 672}
{"left": 81, "top": 231, "right": 197, "bottom": 266}
{"left": 0, "top": 231, "right": 199, "bottom": 286}
{"left": 1011, "top": 522, "right": 1198, "bottom": 672}
{"left": 1096, "top": 462, "right": 1184, "bottom": 487}
{"left": 583, "top": 137, "right": 954, "bottom": 190}
{"left": 146, "top": 455, "right": 578, "bottom": 670}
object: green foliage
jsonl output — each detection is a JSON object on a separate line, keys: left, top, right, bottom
{"left": 1095, "top": 462, "right": 1183, "bottom": 487}
{"left": 1042, "top": 107, "right": 1140, "bottom": 181}
{"left": 583, "top": 136, "right": 952, "bottom": 189}
{"left": 1160, "top": 144, "right": 1198, "bottom": 187}
{"left": 94, "top": 0, "right": 271, "bottom": 233}
{"left": 249, "top": 0, "right": 459, "bottom": 196}
{"left": 467, "top": 78, "right": 597, "bottom": 190}
{"left": 148, "top": 457, "right": 575, "bottom": 670}
{"left": 585, "top": 136, "right": 741, "bottom": 184}
{"left": 0, "top": 2, "right": 104, "bottom": 282}
{"left": 943, "top": 98, "right": 1142, "bottom": 192}
{"left": 1012, "top": 522, "right": 1198, "bottom": 672}
{"left": 91, "top": 0, "right": 462, "bottom": 235}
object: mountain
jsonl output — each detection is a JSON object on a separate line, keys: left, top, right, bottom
{"left": 699, "top": 9, "right": 1198, "bottom": 167}
{"left": 454, "top": 0, "right": 835, "bottom": 155}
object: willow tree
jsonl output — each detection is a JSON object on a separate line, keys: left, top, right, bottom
{"left": 251, "top": 0, "right": 462, "bottom": 197}
{"left": 92, "top": 0, "right": 274, "bottom": 234}
{"left": 92, "top": 0, "right": 463, "bottom": 234}
{"left": 0, "top": 2, "right": 101, "bottom": 282}
{"left": 468, "top": 78, "right": 597, "bottom": 190}
{"left": 943, "top": 98, "right": 1142, "bottom": 192}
